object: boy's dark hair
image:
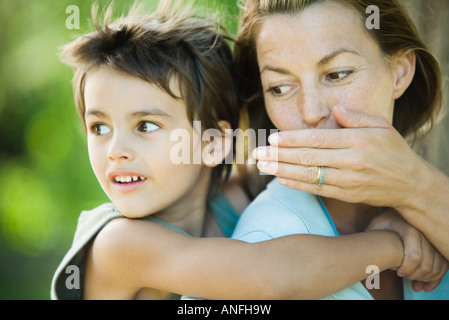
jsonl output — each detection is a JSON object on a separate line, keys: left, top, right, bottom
{"left": 61, "top": 0, "right": 240, "bottom": 194}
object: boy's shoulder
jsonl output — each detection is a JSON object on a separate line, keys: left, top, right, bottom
{"left": 51, "top": 203, "right": 125, "bottom": 300}
{"left": 73, "top": 203, "right": 124, "bottom": 244}
{"left": 78, "top": 202, "right": 120, "bottom": 222}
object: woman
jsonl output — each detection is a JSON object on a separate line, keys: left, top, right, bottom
{"left": 233, "top": 0, "right": 449, "bottom": 299}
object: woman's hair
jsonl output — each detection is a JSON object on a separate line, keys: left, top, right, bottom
{"left": 235, "top": 0, "right": 443, "bottom": 143}
{"left": 61, "top": 0, "right": 240, "bottom": 194}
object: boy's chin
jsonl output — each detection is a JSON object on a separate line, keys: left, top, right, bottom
{"left": 113, "top": 202, "right": 153, "bottom": 219}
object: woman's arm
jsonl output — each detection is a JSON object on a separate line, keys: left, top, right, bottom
{"left": 395, "top": 161, "right": 449, "bottom": 260}
{"left": 254, "top": 106, "right": 449, "bottom": 259}
{"left": 84, "top": 217, "right": 404, "bottom": 300}
{"left": 367, "top": 209, "right": 449, "bottom": 293}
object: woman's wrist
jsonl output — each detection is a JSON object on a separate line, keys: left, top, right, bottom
{"left": 395, "top": 161, "right": 449, "bottom": 259}
{"left": 395, "top": 160, "right": 444, "bottom": 224}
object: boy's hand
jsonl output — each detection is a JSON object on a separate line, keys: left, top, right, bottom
{"left": 367, "top": 209, "right": 449, "bottom": 292}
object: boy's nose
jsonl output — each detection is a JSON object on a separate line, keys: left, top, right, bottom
{"left": 107, "top": 134, "right": 135, "bottom": 162}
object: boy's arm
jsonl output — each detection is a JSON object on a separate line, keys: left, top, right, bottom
{"left": 84, "top": 217, "right": 403, "bottom": 300}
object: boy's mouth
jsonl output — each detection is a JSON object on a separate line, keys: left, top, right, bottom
{"left": 108, "top": 171, "right": 148, "bottom": 193}
{"left": 114, "top": 176, "right": 146, "bottom": 184}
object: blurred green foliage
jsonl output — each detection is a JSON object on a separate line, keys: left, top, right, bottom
{"left": 0, "top": 0, "right": 239, "bottom": 300}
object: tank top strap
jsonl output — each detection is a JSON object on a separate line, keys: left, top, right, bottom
{"left": 141, "top": 192, "right": 239, "bottom": 238}
{"left": 142, "top": 216, "right": 191, "bottom": 236}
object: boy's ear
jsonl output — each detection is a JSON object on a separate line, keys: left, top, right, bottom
{"left": 391, "top": 50, "right": 416, "bottom": 100}
{"left": 202, "top": 121, "right": 232, "bottom": 168}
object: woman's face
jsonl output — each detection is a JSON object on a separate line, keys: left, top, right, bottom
{"left": 256, "top": 2, "right": 401, "bottom": 131}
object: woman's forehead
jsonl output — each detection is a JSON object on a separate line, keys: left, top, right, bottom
{"left": 256, "top": 2, "right": 376, "bottom": 61}
{"left": 258, "top": 2, "right": 365, "bottom": 38}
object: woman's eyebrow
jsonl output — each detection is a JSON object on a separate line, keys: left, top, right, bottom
{"left": 317, "top": 48, "right": 361, "bottom": 67}
{"left": 260, "top": 49, "right": 361, "bottom": 75}
{"left": 260, "top": 66, "right": 292, "bottom": 75}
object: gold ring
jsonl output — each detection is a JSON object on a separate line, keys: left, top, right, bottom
{"left": 316, "top": 167, "right": 324, "bottom": 187}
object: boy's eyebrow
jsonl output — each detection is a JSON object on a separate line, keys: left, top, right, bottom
{"left": 85, "top": 110, "right": 106, "bottom": 119}
{"left": 85, "top": 107, "right": 172, "bottom": 119}
{"left": 130, "top": 108, "right": 172, "bottom": 119}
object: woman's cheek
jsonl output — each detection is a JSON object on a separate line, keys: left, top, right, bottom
{"left": 266, "top": 100, "right": 302, "bottom": 131}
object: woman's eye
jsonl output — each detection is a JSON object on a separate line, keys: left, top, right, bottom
{"left": 138, "top": 121, "right": 160, "bottom": 133}
{"left": 91, "top": 124, "right": 111, "bottom": 136}
{"left": 269, "top": 85, "right": 293, "bottom": 96}
{"left": 326, "top": 70, "right": 353, "bottom": 82}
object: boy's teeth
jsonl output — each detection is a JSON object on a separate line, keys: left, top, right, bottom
{"left": 114, "top": 176, "right": 145, "bottom": 183}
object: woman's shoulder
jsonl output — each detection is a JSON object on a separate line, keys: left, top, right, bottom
{"left": 244, "top": 178, "right": 321, "bottom": 218}
{"left": 232, "top": 179, "right": 337, "bottom": 241}
{"left": 231, "top": 179, "right": 313, "bottom": 241}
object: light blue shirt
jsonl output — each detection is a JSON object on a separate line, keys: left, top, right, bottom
{"left": 232, "top": 178, "right": 449, "bottom": 300}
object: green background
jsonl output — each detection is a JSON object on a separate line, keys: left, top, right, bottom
{"left": 0, "top": 0, "right": 239, "bottom": 300}
{"left": 1, "top": 0, "right": 448, "bottom": 300}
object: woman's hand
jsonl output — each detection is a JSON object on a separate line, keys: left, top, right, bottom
{"left": 367, "top": 209, "right": 449, "bottom": 292}
{"left": 253, "top": 106, "right": 429, "bottom": 210}
{"left": 254, "top": 105, "right": 449, "bottom": 260}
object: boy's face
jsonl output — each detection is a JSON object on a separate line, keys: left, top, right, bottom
{"left": 84, "top": 67, "right": 212, "bottom": 219}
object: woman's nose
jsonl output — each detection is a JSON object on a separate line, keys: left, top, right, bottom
{"left": 107, "top": 134, "right": 135, "bottom": 162}
{"left": 299, "top": 84, "right": 331, "bottom": 127}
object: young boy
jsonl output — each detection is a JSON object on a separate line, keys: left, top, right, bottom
{"left": 51, "top": 1, "right": 246, "bottom": 300}
{"left": 51, "top": 0, "right": 441, "bottom": 300}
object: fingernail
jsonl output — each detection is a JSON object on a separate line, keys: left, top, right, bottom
{"left": 257, "top": 161, "right": 270, "bottom": 168}
{"left": 258, "top": 161, "right": 278, "bottom": 175}
{"left": 253, "top": 147, "right": 267, "bottom": 159}
{"left": 268, "top": 133, "right": 281, "bottom": 146}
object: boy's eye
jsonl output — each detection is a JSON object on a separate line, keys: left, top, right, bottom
{"left": 138, "top": 121, "right": 160, "bottom": 133}
{"left": 91, "top": 124, "right": 111, "bottom": 136}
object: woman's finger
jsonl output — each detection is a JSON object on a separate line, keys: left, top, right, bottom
{"left": 332, "top": 105, "right": 392, "bottom": 130}
{"left": 267, "top": 107, "right": 392, "bottom": 149}
{"left": 257, "top": 161, "right": 344, "bottom": 187}
{"left": 412, "top": 280, "right": 425, "bottom": 292}
{"left": 254, "top": 146, "right": 356, "bottom": 169}
{"left": 273, "top": 177, "right": 366, "bottom": 205}
{"left": 422, "top": 280, "right": 443, "bottom": 293}
{"left": 268, "top": 128, "right": 354, "bottom": 149}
